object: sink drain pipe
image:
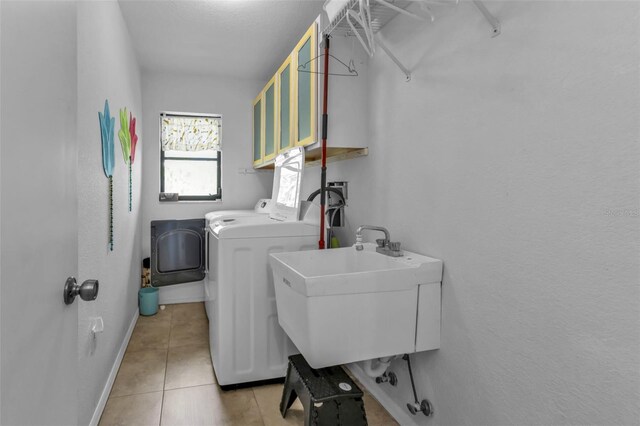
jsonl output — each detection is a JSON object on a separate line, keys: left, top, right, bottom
{"left": 362, "top": 355, "right": 433, "bottom": 416}
{"left": 362, "top": 356, "right": 394, "bottom": 377}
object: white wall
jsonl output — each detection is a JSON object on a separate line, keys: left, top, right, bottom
{"left": 76, "top": 2, "right": 142, "bottom": 424}
{"left": 311, "top": 1, "right": 640, "bottom": 424}
{"left": 141, "top": 72, "right": 273, "bottom": 304}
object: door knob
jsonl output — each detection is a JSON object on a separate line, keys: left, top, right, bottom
{"left": 64, "top": 277, "right": 99, "bottom": 305}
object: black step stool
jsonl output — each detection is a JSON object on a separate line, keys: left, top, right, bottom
{"left": 280, "top": 354, "right": 368, "bottom": 426}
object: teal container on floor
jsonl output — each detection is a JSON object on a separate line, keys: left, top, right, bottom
{"left": 139, "top": 287, "right": 159, "bottom": 316}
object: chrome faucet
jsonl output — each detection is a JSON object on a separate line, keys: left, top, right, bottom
{"left": 355, "top": 225, "right": 403, "bottom": 257}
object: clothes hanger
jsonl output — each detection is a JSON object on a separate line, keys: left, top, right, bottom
{"left": 345, "top": 0, "right": 375, "bottom": 56}
{"left": 297, "top": 52, "right": 359, "bottom": 77}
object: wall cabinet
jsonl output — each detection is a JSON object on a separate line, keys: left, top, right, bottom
{"left": 252, "top": 92, "right": 263, "bottom": 167}
{"left": 253, "top": 17, "right": 367, "bottom": 169}
{"left": 253, "top": 76, "right": 278, "bottom": 167}
{"left": 264, "top": 76, "right": 277, "bottom": 163}
{"left": 277, "top": 56, "right": 294, "bottom": 153}
{"left": 306, "top": 19, "right": 369, "bottom": 165}
{"left": 293, "top": 22, "right": 316, "bottom": 148}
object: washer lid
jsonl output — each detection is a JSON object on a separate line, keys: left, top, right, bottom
{"left": 212, "top": 215, "right": 319, "bottom": 239}
{"left": 270, "top": 147, "right": 305, "bottom": 222}
{"left": 205, "top": 210, "right": 261, "bottom": 224}
{"left": 204, "top": 199, "right": 273, "bottom": 224}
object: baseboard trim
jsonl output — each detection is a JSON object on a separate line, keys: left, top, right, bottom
{"left": 346, "top": 362, "right": 418, "bottom": 426}
{"left": 159, "top": 295, "right": 205, "bottom": 305}
{"left": 89, "top": 309, "right": 139, "bottom": 426}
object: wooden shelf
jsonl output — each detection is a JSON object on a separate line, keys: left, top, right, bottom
{"left": 254, "top": 147, "right": 368, "bottom": 170}
{"left": 304, "top": 147, "right": 368, "bottom": 167}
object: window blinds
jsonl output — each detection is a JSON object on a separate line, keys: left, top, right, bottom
{"left": 161, "top": 114, "right": 221, "bottom": 152}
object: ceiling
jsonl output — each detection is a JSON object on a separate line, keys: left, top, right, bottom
{"left": 118, "top": 0, "right": 325, "bottom": 81}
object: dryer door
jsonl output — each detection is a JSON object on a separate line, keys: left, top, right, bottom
{"left": 151, "top": 219, "right": 206, "bottom": 286}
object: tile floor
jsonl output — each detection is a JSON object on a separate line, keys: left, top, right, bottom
{"left": 99, "top": 302, "right": 398, "bottom": 426}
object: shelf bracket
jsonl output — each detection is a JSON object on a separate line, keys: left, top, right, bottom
{"left": 375, "top": 34, "right": 412, "bottom": 82}
{"left": 324, "top": 0, "right": 498, "bottom": 81}
{"left": 376, "top": 0, "right": 433, "bottom": 22}
{"left": 472, "top": 0, "right": 501, "bottom": 37}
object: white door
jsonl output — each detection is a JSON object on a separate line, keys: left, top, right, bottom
{"left": 1, "top": 1, "right": 81, "bottom": 424}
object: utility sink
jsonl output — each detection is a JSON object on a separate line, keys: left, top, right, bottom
{"left": 269, "top": 243, "right": 443, "bottom": 369}
{"left": 270, "top": 245, "right": 441, "bottom": 297}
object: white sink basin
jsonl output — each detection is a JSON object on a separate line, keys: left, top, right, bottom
{"left": 269, "top": 243, "right": 443, "bottom": 368}
{"left": 270, "top": 247, "right": 438, "bottom": 296}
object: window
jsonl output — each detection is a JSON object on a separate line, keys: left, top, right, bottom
{"left": 160, "top": 112, "right": 222, "bottom": 201}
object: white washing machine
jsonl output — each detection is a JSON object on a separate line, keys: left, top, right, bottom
{"left": 205, "top": 147, "right": 319, "bottom": 387}
{"left": 203, "top": 199, "right": 272, "bottom": 318}
{"left": 207, "top": 206, "right": 318, "bottom": 387}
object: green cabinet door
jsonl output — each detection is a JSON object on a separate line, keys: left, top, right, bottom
{"left": 253, "top": 95, "right": 263, "bottom": 165}
{"left": 294, "top": 22, "right": 316, "bottom": 147}
{"left": 279, "top": 60, "right": 292, "bottom": 152}
{"left": 264, "top": 78, "right": 276, "bottom": 161}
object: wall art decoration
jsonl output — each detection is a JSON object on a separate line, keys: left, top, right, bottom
{"left": 129, "top": 112, "right": 138, "bottom": 212}
{"left": 99, "top": 99, "right": 115, "bottom": 251}
{"left": 118, "top": 108, "right": 132, "bottom": 211}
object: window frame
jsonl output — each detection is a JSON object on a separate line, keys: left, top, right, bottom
{"left": 159, "top": 112, "right": 222, "bottom": 202}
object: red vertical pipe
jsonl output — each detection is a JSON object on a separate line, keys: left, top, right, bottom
{"left": 319, "top": 35, "right": 330, "bottom": 250}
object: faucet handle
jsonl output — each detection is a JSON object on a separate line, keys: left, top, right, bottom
{"left": 388, "top": 241, "right": 401, "bottom": 252}
{"left": 376, "top": 238, "right": 387, "bottom": 248}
